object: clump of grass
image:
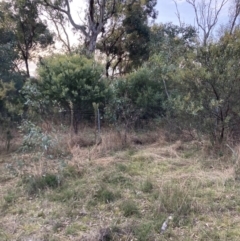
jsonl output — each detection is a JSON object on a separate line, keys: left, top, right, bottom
{"left": 49, "top": 186, "right": 84, "bottom": 202}
{"left": 65, "top": 223, "right": 84, "bottom": 236}
{"left": 102, "top": 172, "right": 132, "bottom": 187}
{"left": 97, "top": 130, "right": 127, "bottom": 154}
{"left": 132, "top": 222, "right": 154, "bottom": 241}
{"left": 156, "top": 182, "right": 198, "bottom": 227}
{"left": 62, "top": 164, "right": 84, "bottom": 179}
{"left": 4, "top": 191, "right": 17, "bottom": 204}
{"left": 120, "top": 200, "right": 140, "bottom": 217}
{"left": 94, "top": 186, "right": 120, "bottom": 204}
{"left": 115, "top": 163, "right": 128, "bottom": 172}
{"left": 23, "top": 173, "right": 60, "bottom": 195}
{"left": 141, "top": 179, "right": 153, "bottom": 193}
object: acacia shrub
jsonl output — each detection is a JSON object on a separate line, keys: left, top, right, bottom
{"left": 37, "top": 54, "right": 109, "bottom": 132}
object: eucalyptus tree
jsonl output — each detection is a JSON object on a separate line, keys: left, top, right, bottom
{"left": 40, "top": 0, "right": 118, "bottom": 55}
{"left": 97, "top": 0, "right": 157, "bottom": 77}
{"left": 186, "top": 0, "right": 229, "bottom": 46}
{"left": 0, "top": 17, "right": 26, "bottom": 123}
{"left": 149, "top": 23, "right": 197, "bottom": 99}
{"left": 229, "top": 0, "right": 240, "bottom": 34}
{"left": 40, "top": 0, "right": 157, "bottom": 66}
{"left": 0, "top": 0, "right": 53, "bottom": 77}
{"left": 168, "top": 29, "right": 240, "bottom": 142}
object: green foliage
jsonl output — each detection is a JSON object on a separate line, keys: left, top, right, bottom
{"left": 0, "top": 27, "right": 23, "bottom": 82}
{"left": 4, "top": 191, "right": 17, "bottom": 204}
{"left": 105, "top": 66, "right": 165, "bottom": 128}
{"left": 97, "top": 0, "right": 157, "bottom": 76}
{"left": 0, "top": 0, "right": 51, "bottom": 126}
{"left": 0, "top": 21, "right": 25, "bottom": 125}
{"left": 150, "top": 23, "right": 197, "bottom": 58}
{"left": 141, "top": 179, "right": 153, "bottom": 193}
{"left": 148, "top": 23, "right": 197, "bottom": 105}
{"left": 19, "top": 120, "right": 52, "bottom": 153}
{"left": 23, "top": 173, "right": 60, "bottom": 195}
{"left": 156, "top": 183, "right": 196, "bottom": 227}
{"left": 167, "top": 29, "right": 240, "bottom": 142}
{"left": 94, "top": 186, "right": 119, "bottom": 204}
{"left": 120, "top": 199, "right": 139, "bottom": 217}
{"left": 37, "top": 54, "right": 108, "bottom": 116}
{"left": 133, "top": 222, "right": 153, "bottom": 241}
{"left": 20, "top": 79, "right": 53, "bottom": 122}
{"left": 0, "top": 79, "right": 24, "bottom": 130}
{"left": 0, "top": 0, "right": 54, "bottom": 77}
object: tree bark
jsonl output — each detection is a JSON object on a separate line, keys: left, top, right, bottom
{"left": 42, "top": 0, "right": 116, "bottom": 54}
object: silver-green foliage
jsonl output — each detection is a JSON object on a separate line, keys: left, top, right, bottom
{"left": 19, "top": 120, "right": 52, "bottom": 153}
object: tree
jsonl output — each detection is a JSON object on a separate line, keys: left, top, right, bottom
{"left": 43, "top": 7, "right": 73, "bottom": 53}
{"left": 186, "top": 0, "right": 228, "bottom": 46}
{"left": 168, "top": 29, "right": 240, "bottom": 142}
{"left": 229, "top": 0, "right": 240, "bottom": 34}
{"left": 37, "top": 54, "right": 108, "bottom": 133}
{"left": 150, "top": 23, "right": 197, "bottom": 60}
{"left": 41, "top": 0, "right": 118, "bottom": 54}
{"left": 97, "top": 0, "right": 157, "bottom": 77}
{"left": 149, "top": 23, "right": 197, "bottom": 99}
{"left": 105, "top": 66, "right": 165, "bottom": 131}
{"left": 0, "top": 27, "right": 22, "bottom": 82}
{"left": 0, "top": 0, "right": 54, "bottom": 77}
{"left": 0, "top": 18, "right": 26, "bottom": 126}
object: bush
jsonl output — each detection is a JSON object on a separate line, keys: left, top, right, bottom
{"left": 105, "top": 67, "right": 165, "bottom": 129}
{"left": 19, "top": 120, "right": 52, "bottom": 153}
{"left": 37, "top": 54, "right": 109, "bottom": 133}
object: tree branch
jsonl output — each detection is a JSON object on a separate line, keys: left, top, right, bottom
{"left": 42, "top": 0, "right": 88, "bottom": 37}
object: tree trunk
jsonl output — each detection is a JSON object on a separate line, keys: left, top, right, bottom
{"left": 24, "top": 55, "right": 30, "bottom": 77}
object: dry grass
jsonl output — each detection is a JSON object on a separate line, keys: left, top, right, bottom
{"left": 1, "top": 127, "right": 240, "bottom": 240}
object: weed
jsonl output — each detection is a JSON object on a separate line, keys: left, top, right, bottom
{"left": 19, "top": 120, "right": 52, "bottom": 153}
{"left": 120, "top": 200, "right": 140, "bottom": 217}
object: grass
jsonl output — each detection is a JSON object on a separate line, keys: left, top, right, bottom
{"left": 120, "top": 199, "right": 140, "bottom": 217}
{"left": 1, "top": 128, "right": 240, "bottom": 240}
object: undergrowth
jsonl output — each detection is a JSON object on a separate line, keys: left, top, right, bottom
{"left": 1, "top": 127, "right": 240, "bottom": 240}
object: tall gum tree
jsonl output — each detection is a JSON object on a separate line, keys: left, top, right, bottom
{"left": 97, "top": 0, "right": 157, "bottom": 77}
{"left": 41, "top": 0, "right": 118, "bottom": 55}
{"left": 186, "top": 0, "right": 228, "bottom": 46}
{"left": 0, "top": 0, "right": 54, "bottom": 77}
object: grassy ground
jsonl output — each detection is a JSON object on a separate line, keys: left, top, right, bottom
{"left": 0, "top": 128, "right": 240, "bottom": 240}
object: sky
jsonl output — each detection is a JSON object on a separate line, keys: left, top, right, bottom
{"left": 157, "top": 0, "right": 230, "bottom": 26}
